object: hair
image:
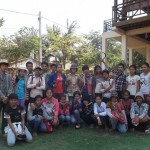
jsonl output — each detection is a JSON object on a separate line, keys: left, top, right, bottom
{"left": 46, "top": 88, "right": 52, "bottom": 93}
{"left": 142, "top": 62, "right": 150, "bottom": 68}
{"left": 35, "top": 95, "right": 42, "bottom": 101}
{"left": 95, "top": 95, "right": 102, "bottom": 100}
{"left": 41, "top": 62, "right": 48, "bottom": 67}
{"left": 73, "top": 91, "right": 81, "bottom": 98}
{"left": 94, "top": 65, "right": 101, "bottom": 74}
{"left": 26, "top": 61, "right": 33, "bottom": 67}
{"left": 57, "top": 64, "right": 62, "bottom": 68}
{"left": 50, "top": 64, "right": 57, "bottom": 68}
{"left": 82, "top": 65, "right": 89, "bottom": 71}
{"left": 102, "top": 69, "right": 109, "bottom": 75}
{"left": 123, "top": 90, "right": 130, "bottom": 96}
{"left": 118, "top": 63, "right": 125, "bottom": 68}
{"left": 129, "top": 65, "right": 137, "bottom": 74}
{"left": 59, "top": 94, "right": 66, "bottom": 100}
{"left": 8, "top": 93, "right": 18, "bottom": 100}
{"left": 82, "top": 95, "right": 91, "bottom": 102}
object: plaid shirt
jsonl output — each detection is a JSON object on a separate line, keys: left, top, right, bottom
{"left": 109, "top": 68, "right": 127, "bottom": 91}
{"left": 0, "top": 71, "right": 13, "bottom": 99}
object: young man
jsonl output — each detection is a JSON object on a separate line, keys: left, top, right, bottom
{"left": 0, "top": 59, "right": 13, "bottom": 134}
{"left": 50, "top": 64, "right": 57, "bottom": 74}
{"left": 66, "top": 64, "right": 82, "bottom": 101}
{"left": 102, "top": 61, "right": 127, "bottom": 99}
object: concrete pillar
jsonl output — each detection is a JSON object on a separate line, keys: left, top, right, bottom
{"left": 146, "top": 46, "right": 150, "bottom": 64}
{"left": 121, "top": 35, "right": 127, "bottom": 62}
{"left": 129, "top": 48, "right": 133, "bottom": 66}
{"left": 102, "top": 37, "right": 107, "bottom": 69}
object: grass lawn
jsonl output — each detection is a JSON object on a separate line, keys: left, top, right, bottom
{"left": 0, "top": 125, "right": 150, "bottom": 150}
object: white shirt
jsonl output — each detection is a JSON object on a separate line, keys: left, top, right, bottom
{"left": 140, "top": 72, "right": 150, "bottom": 95}
{"left": 126, "top": 75, "right": 140, "bottom": 96}
{"left": 94, "top": 102, "right": 107, "bottom": 116}
{"left": 27, "top": 76, "right": 45, "bottom": 98}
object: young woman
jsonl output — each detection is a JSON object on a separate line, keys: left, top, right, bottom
{"left": 70, "top": 91, "right": 82, "bottom": 129}
{"left": 106, "top": 92, "right": 127, "bottom": 133}
{"left": 28, "top": 95, "right": 46, "bottom": 136}
{"left": 94, "top": 95, "right": 108, "bottom": 129}
{"left": 80, "top": 95, "right": 95, "bottom": 128}
{"left": 93, "top": 65, "right": 103, "bottom": 98}
{"left": 140, "top": 63, "right": 150, "bottom": 102}
{"left": 120, "top": 90, "right": 134, "bottom": 129}
{"left": 130, "top": 92, "right": 149, "bottom": 132}
{"left": 59, "top": 94, "right": 71, "bottom": 126}
{"left": 96, "top": 69, "right": 115, "bottom": 104}
{"left": 49, "top": 64, "right": 66, "bottom": 100}
{"left": 126, "top": 65, "right": 140, "bottom": 100}
{"left": 42, "top": 89, "right": 59, "bottom": 130}
{"left": 4, "top": 93, "right": 32, "bottom": 146}
{"left": 66, "top": 64, "right": 82, "bottom": 101}
{"left": 14, "top": 65, "right": 27, "bottom": 108}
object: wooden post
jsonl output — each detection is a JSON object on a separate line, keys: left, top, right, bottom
{"left": 113, "top": 0, "right": 118, "bottom": 22}
{"left": 121, "top": 35, "right": 127, "bottom": 62}
{"left": 102, "top": 37, "right": 107, "bottom": 69}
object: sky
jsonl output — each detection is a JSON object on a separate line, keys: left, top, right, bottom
{"left": 0, "top": 0, "right": 114, "bottom": 36}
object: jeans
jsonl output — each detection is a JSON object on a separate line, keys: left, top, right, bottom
{"left": 7, "top": 127, "right": 32, "bottom": 146}
{"left": 29, "top": 117, "right": 47, "bottom": 132}
{"left": 110, "top": 118, "right": 127, "bottom": 133}
{"left": 59, "top": 115, "right": 71, "bottom": 125}
{"left": 18, "top": 99, "right": 25, "bottom": 108}
{"left": 71, "top": 110, "right": 81, "bottom": 125}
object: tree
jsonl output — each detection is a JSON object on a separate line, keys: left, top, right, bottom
{"left": 0, "top": 18, "right": 4, "bottom": 27}
{"left": 0, "top": 27, "right": 39, "bottom": 64}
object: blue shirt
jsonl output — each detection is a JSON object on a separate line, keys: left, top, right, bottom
{"left": 16, "top": 79, "right": 25, "bottom": 100}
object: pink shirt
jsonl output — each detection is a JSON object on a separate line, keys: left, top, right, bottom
{"left": 59, "top": 103, "right": 70, "bottom": 116}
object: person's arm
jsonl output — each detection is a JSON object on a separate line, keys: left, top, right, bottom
{"left": 123, "top": 75, "right": 127, "bottom": 90}
{"left": 7, "top": 75, "right": 13, "bottom": 96}
{"left": 99, "top": 103, "right": 107, "bottom": 116}
{"left": 92, "top": 77, "right": 96, "bottom": 96}
{"left": 28, "top": 108, "right": 36, "bottom": 121}
{"left": 94, "top": 103, "right": 98, "bottom": 115}
{"left": 136, "top": 76, "right": 140, "bottom": 92}
{"left": 54, "top": 100, "right": 59, "bottom": 119}
{"left": 139, "top": 104, "right": 149, "bottom": 119}
{"left": 130, "top": 103, "right": 136, "bottom": 119}
{"left": 48, "top": 74, "right": 54, "bottom": 89}
{"left": 106, "top": 108, "right": 113, "bottom": 118}
{"left": 27, "top": 76, "right": 36, "bottom": 89}
{"left": 109, "top": 79, "right": 115, "bottom": 92}
{"left": 122, "top": 110, "right": 127, "bottom": 124}
{"left": 36, "top": 77, "right": 46, "bottom": 90}
{"left": 21, "top": 109, "right": 26, "bottom": 133}
{"left": 95, "top": 83, "right": 102, "bottom": 93}
{"left": 0, "top": 90, "right": 5, "bottom": 99}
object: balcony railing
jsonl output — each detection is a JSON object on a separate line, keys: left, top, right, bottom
{"left": 103, "top": 19, "right": 112, "bottom": 32}
{"left": 113, "top": 0, "right": 150, "bottom": 23}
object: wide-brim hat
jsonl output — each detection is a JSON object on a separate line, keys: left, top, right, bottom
{"left": 70, "top": 63, "right": 78, "bottom": 70}
{"left": 18, "top": 65, "right": 27, "bottom": 72}
{"left": 135, "top": 92, "right": 144, "bottom": 100}
{"left": 0, "top": 59, "right": 9, "bottom": 66}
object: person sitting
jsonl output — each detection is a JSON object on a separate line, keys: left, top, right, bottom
{"left": 4, "top": 93, "right": 32, "bottom": 146}
{"left": 130, "top": 92, "right": 149, "bottom": 132}
{"left": 58, "top": 94, "right": 71, "bottom": 126}
{"left": 106, "top": 92, "right": 127, "bottom": 133}
{"left": 28, "top": 95, "right": 46, "bottom": 136}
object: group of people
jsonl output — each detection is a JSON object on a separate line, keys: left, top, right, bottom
{"left": 0, "top": 58, "right": 150, "bottom": 147}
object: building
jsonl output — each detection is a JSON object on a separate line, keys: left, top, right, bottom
{"left": 102, "top": 0, "right": 150, "bottom": 69}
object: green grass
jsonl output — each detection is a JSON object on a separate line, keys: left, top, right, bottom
{"left": 1, "top": 125, "right": 150, "bottom": 150}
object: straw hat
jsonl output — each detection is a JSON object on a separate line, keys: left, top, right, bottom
{"left": 0, "top": 59, "right": 9, "bottom": 66}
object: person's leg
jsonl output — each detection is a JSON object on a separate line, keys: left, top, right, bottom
{"left": 2, "top": 103, "right": 7, "bottom": 134}
{"left": 73, "top": 110, "right": 81, "bottom": 126}
{"left": 70, "top": 115, "right": 77, "bottom": 125}
{"left": 109, "top": 118, "right": 118, "bottom": 130}
{"left": 65, "top": 115, "right": 71, "bottom": 126}
{"left": 7, "top": 130, "right": 16, "bottom": 146}
{"left": 117, "top": 123, "right": 127, "bottom": 133}
{"left": 59, "top": 115, "right": 65, "bottom": 124}
{"left": 25, "top": 127, "right": 32, "bottom": 142}
{"left": 32, "top": 118, "right": 42, "bottom": 132}
{"left": 39, "top": 122, "right": 47, "bottom": 132}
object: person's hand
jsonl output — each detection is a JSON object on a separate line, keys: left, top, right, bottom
{"left": 133, "top": 116, "right": 139, "bottom": 123}
{"left": 2, "top": 97, "right": 8, "bottom": 104}
{"left": 95, "top": 114, "right": 99, "bottom": 118}
{"left": 112, "top": 115, "right": 118, "bottom": 120}
{"left": 53, "top": 118, "right": 58, "bottom": 124}
{"left": 36, "top": 82, "right": 41, "bottom": 87}
{"left": 15, "top": 132, "right": 19, "bottom": 137}
{"left": 53, "top": 83, "right": 57, "bottom": 87}
{"left": 38, "top": 115, "right": 43, "bottom": 120}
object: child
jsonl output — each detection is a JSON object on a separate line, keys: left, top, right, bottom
{"left": 120, "top": 90, "right": 134, "bottom": 129}
{"left": 42, "top": 89, "right": 59, "bottom": 130}
{"left": 70, "top": 91, "right": 82, "bottom": 129}
{"left": 80, "top": 95, "right": 95, "bottom": 128}
{"left": 140, "top": 63, "right": 150, "bottom": 102}
{"left": 96, "top": 69, "right": 115, "bottom": 103}
{"left": 4, "top": 93, "right": 32, "bottom": 146}
{"left": 59, "top": 94, "right": 71, "bottom": 126}
{"left": 126, "top": 65, "right": 140, "bottom": 100}
{"left": 106, "top": 92, "right": 127, "bottom": 133}
{"left": 130, "top": 92, "right": 149, "bottom": 132}
{"left": 15, "top": 65, "right": 27, "bottom": 108}
{"left": 94, "top": 95, "right": 108, "bottom": 129}
{"left": 28, "top": 95, "right": 46, "bottom": 136}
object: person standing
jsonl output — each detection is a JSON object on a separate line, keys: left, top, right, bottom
{"left": 66, "top": 64, "right": 82, "bottom": 101}
{"left": 0, "top": 59, "right": 13, "bottom": 134}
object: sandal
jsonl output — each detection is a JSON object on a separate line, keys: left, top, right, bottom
{"left": 75, "top": 125, "right": 81, "bottom": 129}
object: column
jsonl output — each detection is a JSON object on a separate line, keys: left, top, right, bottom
{"left": 146, "top": 46, "right": 150, "bottom": 64}
{"left": 102, "top": 37, "right": 107, "bottom": 70}
{"left": 121, "top": 35, "right": 127, "bottom": 62}
{"left": 129, "top": 48, "right": 133, "bottom": 66}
